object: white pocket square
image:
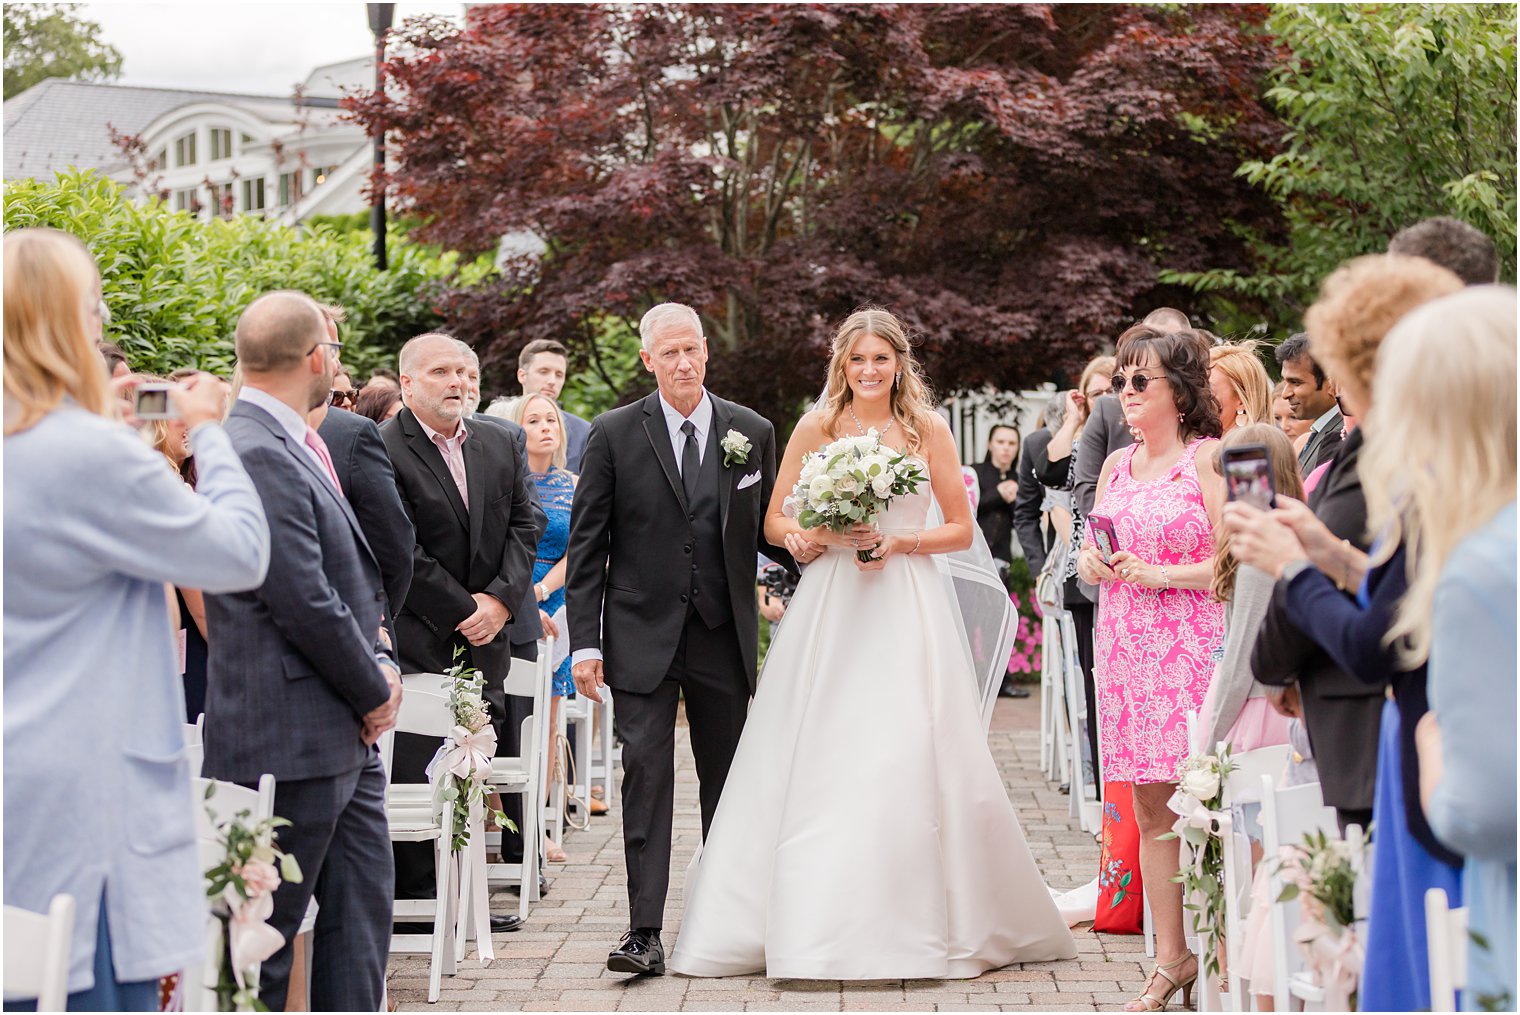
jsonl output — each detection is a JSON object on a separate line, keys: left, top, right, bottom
{"left": 737, "top": 471, "right": 761, "bottom": 490}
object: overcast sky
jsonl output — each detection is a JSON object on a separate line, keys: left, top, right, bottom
{"left": 80, "top": 2, "right": 464, "bottom": 96}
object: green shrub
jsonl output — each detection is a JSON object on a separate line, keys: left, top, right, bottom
{"left": 3, "top": 171, "right": 470, "bottom": 377}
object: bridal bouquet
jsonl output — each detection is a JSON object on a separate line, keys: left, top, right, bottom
{"left": 200, "top": 785, "right": 303, "bottom": 1011}
{"left": 791, "top": 429, "right": 927, "bottom": 562}
{"left": 426, "top": 647, "right": 515, "bottom": 853}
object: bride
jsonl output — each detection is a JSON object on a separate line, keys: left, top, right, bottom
{"left": 669, "top": 308, "right": 1077, "bottom": 980}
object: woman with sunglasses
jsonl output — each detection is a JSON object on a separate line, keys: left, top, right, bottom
{"left": 1075, "top": 328, "right": 1224, "bottom": 1012}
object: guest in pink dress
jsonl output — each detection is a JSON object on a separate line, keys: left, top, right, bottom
{"left": 1197, "top": 424, "right": 1304, "bottom": 756}
{"left": 1077, "top": 328, "right": 1226, "bottom": 1012}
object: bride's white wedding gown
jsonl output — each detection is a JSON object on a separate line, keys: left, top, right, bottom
{"left": 669, "top": 477, "right": 1077, "bottom": 980}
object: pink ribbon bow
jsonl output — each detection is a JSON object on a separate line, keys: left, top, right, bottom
{"left": 438, "top": 724, "right": 497, "bottom": 784}
{"left": 224, "top": 888, "right": 286, "bottom": 990}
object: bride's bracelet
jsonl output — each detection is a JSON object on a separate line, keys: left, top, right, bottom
{"left": 908, "top": 531, "right": 922, "bottom": 555}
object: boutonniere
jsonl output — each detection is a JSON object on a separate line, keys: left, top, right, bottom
{"left": 720, "top": 429, "right": 752, "bottom": 468}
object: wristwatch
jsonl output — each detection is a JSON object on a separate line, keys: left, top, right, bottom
{"left": 1280, "top": 557, "right": 1314, "bottom": 584}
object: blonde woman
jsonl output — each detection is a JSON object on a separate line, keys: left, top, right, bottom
{"left": 671, "top": 307, "right": 1077, "bottom": 980}
{"left": 3, "top": 228, "right": 269, "bottom": 1008}
{"left": 1209, "top": 341, "right": 1273, "bottom": 431}
{"left": 1370, "top": 287, "right": 1517, "bottom": 1009}
{"left": 503, "top": 391, "right": 578, "bottom": 862}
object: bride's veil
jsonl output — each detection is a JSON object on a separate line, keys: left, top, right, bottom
{"left": 808, "top": 389, "right": 1017, "bottom": 730}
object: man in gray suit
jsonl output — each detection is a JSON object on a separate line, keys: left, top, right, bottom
{"left": 204, "top": 291, "right": 402, "bottom": 1012}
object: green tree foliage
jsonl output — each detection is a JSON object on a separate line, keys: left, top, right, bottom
{"left": 3, "top": 172, "right": 467, "bottom": 377}
{"left": 1165, "top": 3, "right": 1517, "bottom": 328}
{"left": 3, "top": 3, "right": 123, "bottom": 98}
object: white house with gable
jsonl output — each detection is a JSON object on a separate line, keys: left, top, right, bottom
{"left": 3, "top": 58, "right": 376, "bottom": 225}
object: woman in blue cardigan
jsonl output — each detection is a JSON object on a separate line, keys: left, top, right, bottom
{"left": 3, "top": 228, "right": 270, "bottom": 1010}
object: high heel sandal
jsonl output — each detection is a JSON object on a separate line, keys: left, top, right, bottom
{"left": 1124, "top": 953, "right": 1197, "bottom": 1012}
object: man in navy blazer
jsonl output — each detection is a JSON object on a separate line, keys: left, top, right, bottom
{"left": 204, "top": 291, "right": 401, "bottom": 1012}
{"left": 518, "top": 338, "right": 591, "bottom": 471}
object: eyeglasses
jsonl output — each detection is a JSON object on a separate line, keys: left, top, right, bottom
{"left": 308, "top": 341, "right": 342, "bottom": 357}
{"left": 329, "top": 388, "right": 357, "bottom": 407}
{"left": 1111, "top": 372, "right": 1165, "bottom": 394}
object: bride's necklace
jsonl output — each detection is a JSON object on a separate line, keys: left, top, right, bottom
{"left": 848, "top": 404, "right": 894, "bottom": 440}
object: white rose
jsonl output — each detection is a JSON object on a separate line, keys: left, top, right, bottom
{"left": 835, "top": 475, "right": 859, "bottom": 496}
{"left": 871, "top": 475, "right": 894, "bottom": 497}
{"left": 1180, "top": 765, "right": 1220, "bottom": 801}
{"left": 808, "top": 473, "right": 835, "bottom": 500}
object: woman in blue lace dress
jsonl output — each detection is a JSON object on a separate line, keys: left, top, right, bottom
{"left": 503, "top": 392, "right": 578, "bottom": 861}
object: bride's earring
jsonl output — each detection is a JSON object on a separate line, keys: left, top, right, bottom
{"left": 894, "top": 371, "right": 902, "bottom": 388}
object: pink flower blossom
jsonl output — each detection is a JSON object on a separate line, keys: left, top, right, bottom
{"left": 235, "top": 857, "right": 281, "bottom": 898}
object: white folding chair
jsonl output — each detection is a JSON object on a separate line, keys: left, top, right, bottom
{"left": 1261, "top": 775, "right": 1339, "bottom": 1012}
{"left": 1426, "top": 887, "right": 1468, "bottom": 1012}
{"left": 379, "top": 685, "right": 459, "bottom": 1003}
{"left": 182, "top": 774, "right": 276, "bottom": 1012}
{"left": 483, "top": 641, "right": 553, "bottom": 922}
{"left": 183, "top": 714, "right": 204, "bottom": 778}
{"left": 1058, "top": 610, "right": 1101, "bottom": 833}
{"left": 1216, "top": 744, "right": 1290, "bottom": 1012}
{"left": 1039, "top": 610, "right": 1065, "bottom": 779}
{"left": 3, "top": 895, "right": 76, "bottom": 1011}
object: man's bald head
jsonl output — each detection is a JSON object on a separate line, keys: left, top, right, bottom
{"left": 235, "top": 292, "right": 327, "bottom": 372}
{"left": 398, "top": 332, "right": 460, "bottom": 376}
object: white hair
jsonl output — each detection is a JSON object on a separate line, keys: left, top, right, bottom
{"left": 483, "top": 396, "right": 517, "bottom": 419}
{"left": 638, "top": 302, "right": 703, "bottom": 352}
{"left": 453, "top": 338, "right": 480, "bottom": 367}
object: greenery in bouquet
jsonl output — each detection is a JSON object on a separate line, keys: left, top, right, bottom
{"left": 792, "top": 431, "right": 927, "bottom": 562}
{"left": 1275, "top": 826, "right": 1364, "bottom": 929}
{"left": 1162, "top": 747, "right": 1237, "bottom": 980}
{"left": 436, "top": 648, "right": 515, "bottom": 853}
{"left": 200, "top": 785, "right": 303, "bottom": 1012}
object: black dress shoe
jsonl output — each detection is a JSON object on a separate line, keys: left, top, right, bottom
{"left": 490, "top": 913, "right": 524, "bottom": 933}
{"left": 508, "top": 874, "right": 551, "bottom": 897}
{"left": 607, "top": 928, "right": 664, "bottom": 976}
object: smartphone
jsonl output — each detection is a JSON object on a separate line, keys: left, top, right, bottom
{"left": 1086, "top": 512, "right": 1118, "bottom": 563}
{"left": 134, "top": 383, "right": 177, "bottom": 420}
{"left": 1221, "top": 443, "right": 1276, "bottom": 511}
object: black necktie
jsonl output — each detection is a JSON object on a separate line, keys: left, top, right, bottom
{"left": 681, "top": 420, "right": 699, "bottom": 503}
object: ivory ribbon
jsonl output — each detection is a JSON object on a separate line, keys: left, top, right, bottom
{"left": 224, "top": 889, "right": 286, "bottom": 991}
{"left": 1294, "top": 912, "right": 1363, "bottom": 1011}
{"left": 427, "top": 724, "right": 498, "bottom": 785}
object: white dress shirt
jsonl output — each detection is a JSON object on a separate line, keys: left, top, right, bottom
{"left": 660, "top": 388, "right": 713, "bottom": 475}
{"left": 571, "top": 388, "right": 714, "bottom": 671}
{"left": 238, "top": 386, "right": 332, "bottom": 480}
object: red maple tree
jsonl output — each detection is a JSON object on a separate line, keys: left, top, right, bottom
{"left": 348, "top": 3, "right": 1285, "bottom": 423}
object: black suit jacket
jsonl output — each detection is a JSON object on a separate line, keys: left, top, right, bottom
{"left": 318, "top": 407, "right": 414, "bottom": 617}
{"left": 1297, "top": 408, "right": 1345, "bottom": 474}
{"left": 971, "top": 459, "right": 1017, "bottom": 562}
{"left": 1011, "top": 428, "right": 1053, "bottom": 571}
{"left": 566, "top": 391, "right": 791, "bottom": 695}
{"left": 1252, "top": 428, "right": 1384, "bottom": 814}
{"left": 204, "top": 400, "right": 395, "bottom": 783}
{"left": 379, "top": 407, "right": 539, "bottom": 682}
{"left": 1073, "top": 394, "right": 1135, "bottom": 519}
{"left": 469, "top": 412, "right": 548, "bottom": 646}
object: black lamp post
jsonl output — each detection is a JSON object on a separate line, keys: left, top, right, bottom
{"left": 367, "top": 3, "right": 395, "bottom": 270}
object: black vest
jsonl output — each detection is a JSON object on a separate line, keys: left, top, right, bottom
{"left": 687, "top": 426, "right": 731, "bottom": 629}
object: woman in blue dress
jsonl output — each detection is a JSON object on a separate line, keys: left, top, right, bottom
{"left": 503, "top": 391, "right": 577, "bottom": 862}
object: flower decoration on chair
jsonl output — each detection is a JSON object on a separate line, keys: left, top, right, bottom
{"left": 427, "top": 647, "right": 515, "bottom": 853}
{"left": 1162, "top": 746, "right": 1236, "bottom": 981}
{"left": 200, "top": 785, "right": 303, "bottom": 1012}
{"left": 791, "top": 430, "right": 927, "bottom": 562}
{"left": 1275, "top": 826, "right": 1368, "bottom": 1010}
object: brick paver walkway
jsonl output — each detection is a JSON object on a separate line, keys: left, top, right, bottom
{"left": 389, "top": 692, "right": 1149, "bottom": 1011}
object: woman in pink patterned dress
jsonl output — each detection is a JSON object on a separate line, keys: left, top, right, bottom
{"left": 1077, "top": 328, "right": 1226, "bottom": 1012}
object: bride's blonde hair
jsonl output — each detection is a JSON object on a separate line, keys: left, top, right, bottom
{"left": 820, "top": 307, "right": 938, "bottom": 454}
{"left": 1359, "top": 286, "right": 1516, "bottom": 667}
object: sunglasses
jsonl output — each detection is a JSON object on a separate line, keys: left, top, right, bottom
{"left": 1111, "top": 371, "right": 1165, "bottom": 394}
{"left": 329, "top": 388, "right": 357, "bottom": 407}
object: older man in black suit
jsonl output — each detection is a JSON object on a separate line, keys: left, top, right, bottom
{"left": 381, "top": 332, "right": 541, "bottom": 930}
{"left": 204, "top": 291, "right": 401, "bottom": 1012}
{"left": 567, "top": 302, "right": 791, "bottom": 975}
